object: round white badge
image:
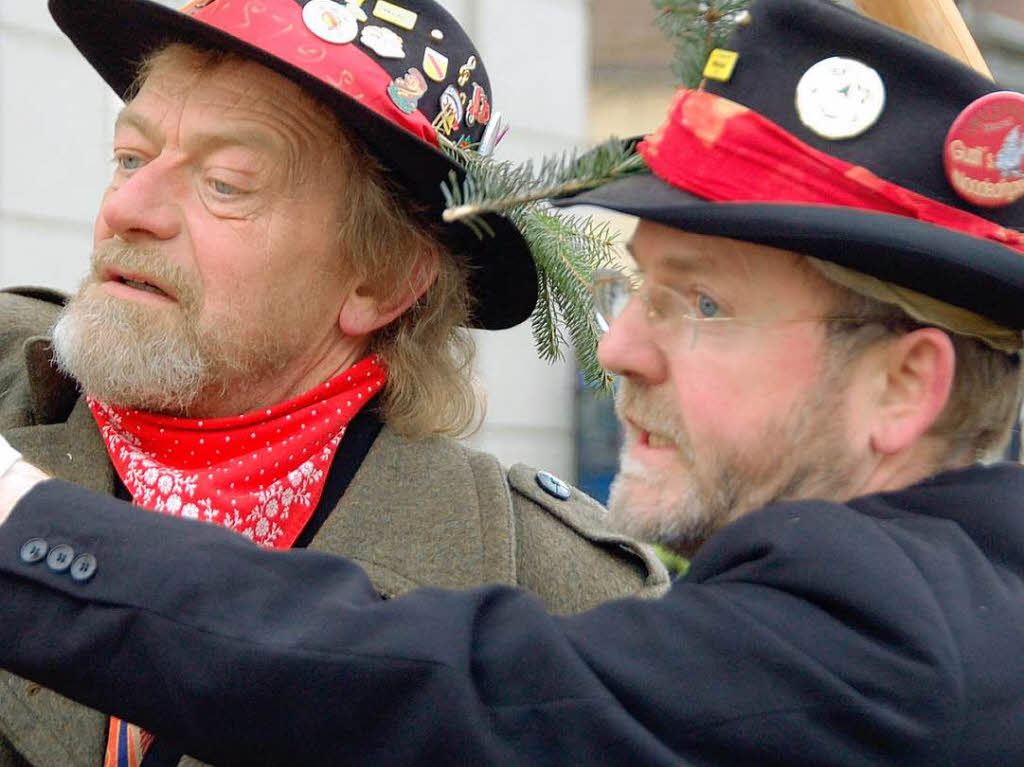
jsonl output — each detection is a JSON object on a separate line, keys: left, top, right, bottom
{"left": 303, "top": 0, "right": 359, "bottom": 45}
{"left": 795, "top": 57, "right": 886, "bottom": 140}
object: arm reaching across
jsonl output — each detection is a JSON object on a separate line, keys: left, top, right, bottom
{"left": 0, "top": 469, "right": 1012, "bottom": 766}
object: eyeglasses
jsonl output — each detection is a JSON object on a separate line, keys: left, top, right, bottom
{"left": 591, "top": 268, "right": 870, "bottom": 343}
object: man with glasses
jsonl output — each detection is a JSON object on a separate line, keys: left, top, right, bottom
{"left": 0, "top": 0, "right": 1021, "bottom": 763}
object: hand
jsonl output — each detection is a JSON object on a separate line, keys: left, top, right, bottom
{"left": 0, "top": 436, "right": 48, "bottom": 526}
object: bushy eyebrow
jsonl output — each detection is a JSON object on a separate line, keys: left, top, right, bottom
{"left": 113, "top": 106, "right": 159, "bottom": 143}
{"left": 627, "top": 238, "right": 721, "bottom": 277}
{"left": 114, "top": 105, "right": 287, "bottom": 164}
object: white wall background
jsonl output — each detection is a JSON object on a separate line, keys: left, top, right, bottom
{"left": 0, "top": 0, "right": 586, "bottom": 480}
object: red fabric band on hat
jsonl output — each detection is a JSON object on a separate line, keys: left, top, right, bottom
{"left": 190, "top": 0, "right": 438, "bottom": 147}
{"left": 640, "top": 88, "right": 1024, "bottom": 253}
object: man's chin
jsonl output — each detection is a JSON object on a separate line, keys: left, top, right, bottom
{"left": 606, "top": 466, "right": 709, "bottom": 553}
{"left": 52, "top": 295, "right": 207, "bottom": 414}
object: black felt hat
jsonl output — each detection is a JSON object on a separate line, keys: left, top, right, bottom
{"left": 557, "top": 0, "right": 1024, "bottom": 330}
{"left": 48, "top": 0, "right": 535, "bottom": 330}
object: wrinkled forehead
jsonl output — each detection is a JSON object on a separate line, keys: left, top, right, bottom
{"left": 129, "top": 44, "right": 342, "bottom": 147}
{"left": 123, "top": 45, "right": 346, "bottom": 185}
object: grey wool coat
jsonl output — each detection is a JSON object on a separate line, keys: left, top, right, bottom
{"left": 0, "top": 289, "right": 668, "bottom": 767}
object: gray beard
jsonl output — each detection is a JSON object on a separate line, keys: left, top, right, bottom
{"left": 52, "top": 240, "right": 306, "bottom": 416}
{"left": 606, "top": 365, "right": 861, "bottom": 557}
{"left": 52, "top": 288, "right": 213, "bottom": 414}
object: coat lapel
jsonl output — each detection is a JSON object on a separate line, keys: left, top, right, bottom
{"left": 309, "top": 427, "right": 517, "bottom": 597}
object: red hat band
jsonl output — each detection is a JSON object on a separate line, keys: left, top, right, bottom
{"left": 640, "top": 88, "right": 1024, "bottom": 254}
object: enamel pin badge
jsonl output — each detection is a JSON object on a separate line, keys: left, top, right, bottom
{"left": 467, "top": 83, "right": 491, "bottom": 127}
{"left": 361, "top": 25, "right": 405, "bottom": 58}
{"left": 345, "top": 0, "right": 368, "bottom": 22}
{"left": 303, "top": 0, "right": 360, "bottom": 44}
{"left": 945, "top": 91, "right": 1024, "bottom": 208}
{"left": 372, "top": 0, "right": 417, "bottom": 30}
{"left": 795, "top": 57, "right": 886, "bottom": 140}
{"left": 457, "top": 56, "right": 477, "bottom": 87}
{"left": 423, "top": 47, "right": 449, "bottom": 82}
{"left": 387, "top": 68, "right": 428, "bottom": 113}
{"left": 478, "top": 111, "right": 509, "bottom": 157}
{"left": 433, "top": 85, "right": 464, "bottom": 136}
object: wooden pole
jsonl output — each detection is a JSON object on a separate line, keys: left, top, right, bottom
{"left": 852, "top": 0, "right": 993, "bottom": 79}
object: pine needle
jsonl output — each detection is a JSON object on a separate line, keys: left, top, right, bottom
{"left": 653, "top": 0, "right": 753, "bottom": 86}
{"left": 439, "top": 137, "right": 643, "bottom": 389}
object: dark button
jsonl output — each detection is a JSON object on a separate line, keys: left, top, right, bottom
{"left": 45, "top": 544, "right": 75, "bottom": 573}
{"left": 70, "top": 553, "right": 98, "bottom": 583}
{"left": 19, "top": 538, "right": 48, "bottom": 564}
{"left": 535, "top": 471, "right": 571, "bottom": 501}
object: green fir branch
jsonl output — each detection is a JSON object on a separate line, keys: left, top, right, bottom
{"left": 441, "top": 139, "right": 646, "bottom": 225}
{"left": 439, "top": 137, "right": 642, "bottom": 389}
{"left": 653, "top": 0, "right": 753, "bottom": 86}
{"left": 431, "top": 0, "right": 752, "bottom": 388}
{"left": 519, "top": 210, "right": 617, "bottom": 389}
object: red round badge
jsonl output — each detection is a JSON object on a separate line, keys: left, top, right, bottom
{"left": 944, "top": 91, "right": 1024, "bottom": 208}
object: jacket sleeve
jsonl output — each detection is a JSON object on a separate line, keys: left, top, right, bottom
{"left": 0, "top": 480, "right": 961, "bottom": 767}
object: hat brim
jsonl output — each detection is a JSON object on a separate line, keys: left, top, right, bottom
{"left": 556, "top": 173, "right": 1024, "bottom": 329}
{"left": 48, "top": 0, "right": 537, "bottom": 330}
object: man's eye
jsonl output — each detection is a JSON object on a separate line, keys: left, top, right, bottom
{"left": 211, "top": 179, "right": 242, "bottom": 196}
{"left": 696, "top": 294, "right": 720, "bottom": 318}
{"left": 116, "top": 154, "right": 143, "bottom": 171}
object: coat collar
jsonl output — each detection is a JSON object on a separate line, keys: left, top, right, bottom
{"left": 4, "top": 337, "right": 115, "bottom": 494}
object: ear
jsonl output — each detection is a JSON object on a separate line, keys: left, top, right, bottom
{"left": 869, "top": 328, "right": 955, "bottom": 456}
{"left": 338, "top": 251, "right": 439, "bottom": 337}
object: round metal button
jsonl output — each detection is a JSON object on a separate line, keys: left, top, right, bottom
{"left": 19, "top": 538, "right": 48, "bottom": 564}
{"left": 535, "top": 471, "right": 571, "bottom": 501}
{"left": 45, "top": 544, "right": 75, "bottom": 573}
{"left": 70, "top": 553, "right": 98, "bottom": 583}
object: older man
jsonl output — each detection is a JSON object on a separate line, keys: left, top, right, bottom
{"left": 0, "top": 0, "right": 1022, "bottom": 763}
{"left": 0, "top": 0, "right": 666, "bottom": 765}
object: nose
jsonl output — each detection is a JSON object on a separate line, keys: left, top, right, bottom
{"left": 597, "top": 296, "right": 668, "bottom": 385}
{"left": 95, "top": 160, "right": 181, "bottom": 243}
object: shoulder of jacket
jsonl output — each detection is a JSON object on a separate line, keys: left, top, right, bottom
{"left": 0, "top": 288, "right": 76, "bottom": 429}
{"left": 505, "top": 462, "right": 670, "bottom": 613}
{"left": 0, "top": 287, "right": 66, "bottom": 338}
{"left": 358, "top": 432, "right": 668, "bottom": 610}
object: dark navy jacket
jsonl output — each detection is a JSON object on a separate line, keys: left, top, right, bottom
{"left": 0, "top": 464, "right": 1021, "bottom": 765}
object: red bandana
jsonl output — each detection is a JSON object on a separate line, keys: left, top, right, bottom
{"left": 88, "top": 355, "right": 387, "bottom": 549}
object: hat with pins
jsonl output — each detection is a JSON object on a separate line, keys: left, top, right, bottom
{"left": 557, "top": 0, "right": 1024, "bottom": 346}
{"left": 48, "top": 0, "right": 535, "bottom": 330}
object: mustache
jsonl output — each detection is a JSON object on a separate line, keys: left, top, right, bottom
{"left": 89, "top": 239, "right": 202, "bottom": 311}
{"left": 615, "top": 379, "right": 694, "bottom": 461}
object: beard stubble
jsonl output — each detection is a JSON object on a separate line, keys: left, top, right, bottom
{"left": 52, "top": 240, "right": 290, "bottom": 415}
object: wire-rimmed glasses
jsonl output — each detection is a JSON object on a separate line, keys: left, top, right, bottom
{"left": 591, "top": 268, "right": 869, "bottom": 345}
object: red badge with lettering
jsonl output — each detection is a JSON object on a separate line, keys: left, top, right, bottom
{"left": 944, "top": 91, "right": 1024, "bottom": 208}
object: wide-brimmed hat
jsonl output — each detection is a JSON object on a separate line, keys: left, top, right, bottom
{"left": 49, "top": 0, "right": 536, "bottom": 330}
{"left": 557, "top": 0, "right": 1024, "bottom": 331}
